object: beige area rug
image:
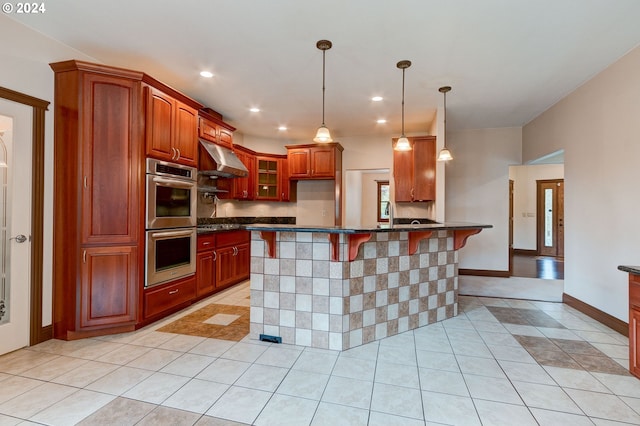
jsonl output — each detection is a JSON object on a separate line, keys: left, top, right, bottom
{"left": 459, "top": 275, "right": 564, "bottom": 302}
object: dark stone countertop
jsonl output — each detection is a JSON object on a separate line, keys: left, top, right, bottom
{"left": 197, "top": 217, "right": 295, "bottom": 235}
{"left": 243, "top": 222, "right": 492, "bottom": 234}
{"left": 618, "top": 265, "right": 640, "bottom": 275}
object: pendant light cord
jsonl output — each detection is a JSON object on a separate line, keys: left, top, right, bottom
{"left": 401, "top": 67, "right": 406, "bottom": 136}
{"left": 321, "top": 49, "right": 326, "bottom": 126}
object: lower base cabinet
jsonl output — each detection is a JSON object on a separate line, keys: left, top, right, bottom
{"left": 80, "top": 245, "right": 138, "bottom": 330}
{"left": 198, "top": 230, "right": 251, "bottom": 296}
{"left": 197, "top": 250, "right": 216, "bottom": 297}
{"left": 629, "top": 273, "right": 640, "bottom": 378}
{"left": 143, "top": 275, "right": 196, "bottom": 320}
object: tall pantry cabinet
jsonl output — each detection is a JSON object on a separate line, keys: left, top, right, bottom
{"left": 50, "top": 61, "right": 143, "bottom": 340}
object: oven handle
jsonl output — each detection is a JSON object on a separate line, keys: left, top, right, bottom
{"left": 149, "top": 229, "right": 195, "bottom": 239}
{"left": 152, "top": 177, "right": 195, "bottom": 189}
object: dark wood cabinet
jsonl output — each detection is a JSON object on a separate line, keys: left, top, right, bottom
{"left": 629, "top": 273, "right": 640, "bottom": 378}
{"left": 279, "top": 157, "right": 295, "bottom": 202}
{"left": 219, "top": 127, "right": 233, "bottom": 148}
{"left": 144, "top": 84, "right": 200, "bottom": 167}
{"left": 80, "top": 246, "right": 138, "bottom": 329}
{"left": 196, "top": 234, "right": 216, "bottom": 297}
{"left": 286, "top": 143, "right": 343, "bottom": 180}
{"left": 286, "top": 143, "right": 343, "bottom": 225}
{"left": 143, "top": 275, "right": 197, "bottom": 320}
{"left": 198, "top": 111, "right": 235, "bottom": 149}
{"left": 256, "top": 156, "right": 279, "bottom": 200}
{"left": 215, "top": 231, "right": 251, "bottom": 288}
{"left": 232, "top": 146, "right": 256, "bottom": 200}
{"left": 393, "top": 136, "right": 436, "bottom": 202}
{"left": 50, "top": 60, "right": 144, "bottom": 339}
{"left": 196, "top": 231, "right": 249, "bottom": 297}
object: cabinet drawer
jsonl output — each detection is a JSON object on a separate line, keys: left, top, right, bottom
{"left": 197, "top": 234, "right": 216, "bottom": 252}
{"left": 144, "top": 276, "right": 196, "bottom": 319}
{"left": 217, "top": 230, "right": 250, "bottom": 247}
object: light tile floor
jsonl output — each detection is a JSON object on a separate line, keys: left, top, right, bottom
{"left": 1, "top": 282, "right": 639, "bottom": 425}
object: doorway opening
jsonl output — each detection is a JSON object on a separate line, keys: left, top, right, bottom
{"left": 509, "top": 161, "right": 564, "bottom": 281}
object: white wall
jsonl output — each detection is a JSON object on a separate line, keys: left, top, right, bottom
{"left": 445, "top": 127, "right": 522, "bottom": 271}
{"left": 510, "top": 164, "right": 564, "bottom": 250}
{"left": 523, "top": 45, "right": 640, "bottom": 321}
{"left": 0, "top": 16, "right": 97, "bottom": 327}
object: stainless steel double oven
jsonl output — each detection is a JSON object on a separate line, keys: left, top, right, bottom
{"left": 145, "top": 158, "right": 197, "bottom": 288}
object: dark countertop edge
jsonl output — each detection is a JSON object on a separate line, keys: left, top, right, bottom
{"left": 242, "top": 222, "right": 492, "bottom": 234}
{"left": 618, "top": 265, "right": 640, "bottom": 275}
{"left": 197, "top": 216, "right": 296, "bottom": 226}
{"left": 197, "top": 227, "right": 243, "bottom": 235}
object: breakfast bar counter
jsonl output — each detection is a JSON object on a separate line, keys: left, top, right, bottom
{"left": 245, "top": 222, "right": 491, "bottom": 351}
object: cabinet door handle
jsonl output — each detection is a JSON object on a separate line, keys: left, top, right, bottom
{"left": 410, "top": 187, "right": 414, "bottom": 200}
{"left": 233, "top": 247, "right": 238, "bottom": 256}
{"left": 176, "top": 148, "right": 181, "bottom": 159}
{"left": 169, "top": 289, "right": 179, "bottom": 295}
{"left": 82, "top": 249, "right": 86, "bottom": 263}
{"left": 170, "top": 147, "right": 176, "bottom": 160}
{"left": 213, "top": 251, "right": 217, "bottom": 261}
{"left": 83, "top": 176, "right": 88, "bottom": 188}
{"left": 203, "top": 241, "right": 211, "bottom": 246}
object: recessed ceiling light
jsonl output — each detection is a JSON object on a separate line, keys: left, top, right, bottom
{"left": 377, "top": 119, "right": 387, "bottom": 124}
{"left": 278, "top": 126, "right": 287, "bottom": 131}
{"left": 372, "top": 96, "right": 383, "bottom": 102}
{"left": 249, "top": 107, "right": 260, "bottom": 112}
{"left": 200, "top": 71, "right": 214, "bottom": 78}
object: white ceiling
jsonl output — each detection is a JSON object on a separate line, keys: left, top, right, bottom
{"left": 9, "top": 0, "right": 640, "bottom": 141}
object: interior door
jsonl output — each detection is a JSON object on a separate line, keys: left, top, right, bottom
{"left": 0, "top": 101, "right": 33, "bottom": 355}
{"left": 537, "top": 179, "right": 564, "bottom": 257}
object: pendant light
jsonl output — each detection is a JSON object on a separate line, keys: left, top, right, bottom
{"left": 437, "top": 86, "right": 453, "bottom": 161}
{"left": 313, "top": 40, "right": 333, "bottom": 143}
{"left": 394, "top": 60, "right": 412, "bottom": 151}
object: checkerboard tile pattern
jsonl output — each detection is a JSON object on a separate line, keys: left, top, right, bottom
{"left": 250, "top": 230, "right": 458, "bottom": 350}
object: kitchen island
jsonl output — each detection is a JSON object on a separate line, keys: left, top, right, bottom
{"left": 245, "top": 222, "right": 491, "bottom": 350}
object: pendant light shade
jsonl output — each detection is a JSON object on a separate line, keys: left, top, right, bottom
{"left": 437, "top": 147, "right": 453, "bottom": 161}
{"left": 394, "top": 60, "right": 412, "bottom": 151}
{"left": 437, "top": 85, "right": 453, "bottom": 161}
{"left": 313, "top": 40, "right": 333, "bottom": 143}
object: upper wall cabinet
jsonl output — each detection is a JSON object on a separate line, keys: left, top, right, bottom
{"left": 198, "top": 109, "right": 235, "bottom": 149}
{"left": 144, "top": 80, "right": 202, "bottom": 167}
{"left": 393, "top": 136, "right": 436, "bottom": 202}
{"left": 286, "top": 143, "right": 343, "bottom": 180}
{"left": 231, "top": 145, "right": 256, "bottom": 200}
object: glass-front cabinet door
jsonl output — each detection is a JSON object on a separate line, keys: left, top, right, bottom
{"left": 256, "top": 157, "right": 279, "bottom": 200}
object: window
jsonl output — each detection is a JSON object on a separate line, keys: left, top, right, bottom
{"left": 377, "top": 181, "right": 390, "bottom": 222}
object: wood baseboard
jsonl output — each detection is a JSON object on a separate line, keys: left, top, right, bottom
{"left": 513, "top": 249, "right": 537, "bottom": 256}
{"left": 562, "top": 293, "right": 628, "bottom": 337}
{"left": 458, "top": 269, "right": 510, "bottom": 278}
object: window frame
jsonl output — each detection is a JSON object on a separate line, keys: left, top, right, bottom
{"left": 377, "top": 180, "right": 390, "bottom": 223}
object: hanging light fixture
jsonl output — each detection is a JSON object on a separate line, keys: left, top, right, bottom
{"left": 394, "top": 60, "right": 412, "bottom": 151}
{"left": 313, "top": 40, "right": 333, "bottom": 143}
{"left": 437, "top": 86, "right": 453, "bottom": 161}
